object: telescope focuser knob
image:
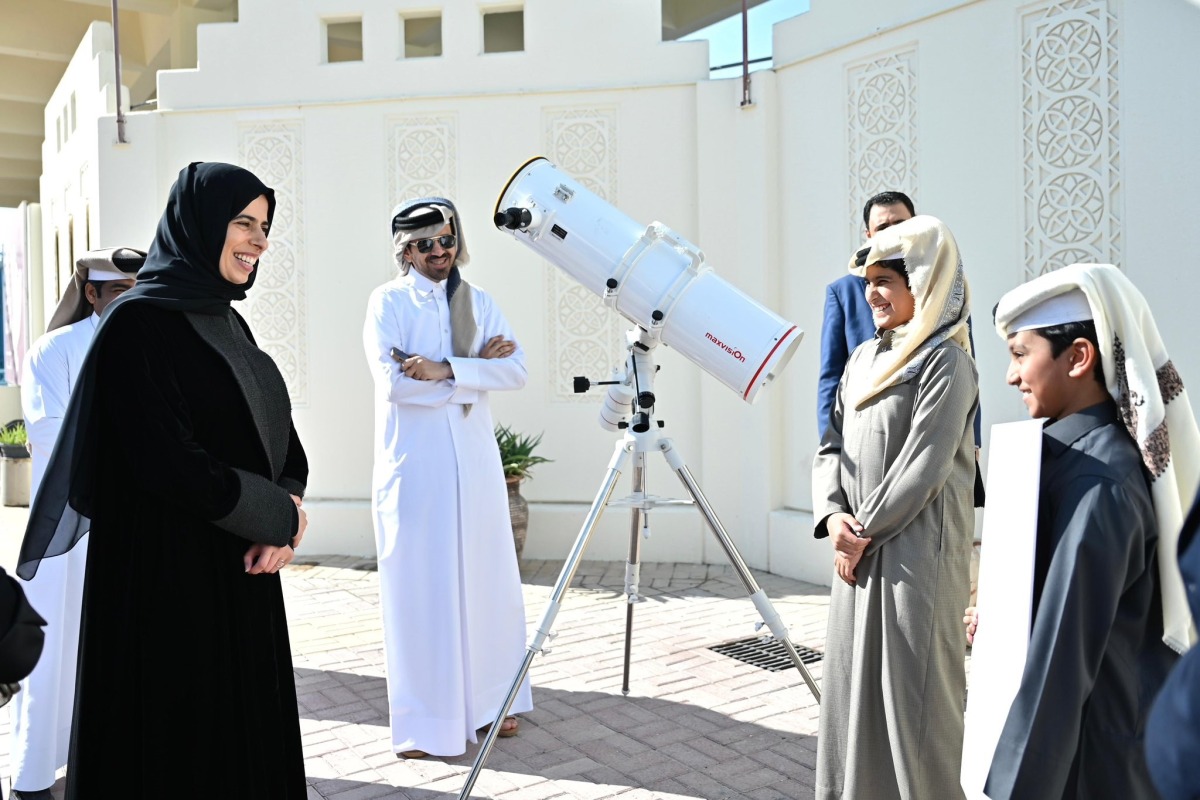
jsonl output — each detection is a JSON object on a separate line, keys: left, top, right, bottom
{"left": 495, "top": 206, "right": 533, "bottom": 230}
{"left": 651, "top": 310, "right": 664, "bottom": 322}
{"left": 606, "top": 278, "right": 618, "bottom": 289}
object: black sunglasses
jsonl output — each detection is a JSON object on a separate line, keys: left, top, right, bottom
{"left": 411, "top": 234, "right": 457, "bottom": 254}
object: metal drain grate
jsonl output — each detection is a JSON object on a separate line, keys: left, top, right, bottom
{"left": 709, "top": 635, "right": 823, "bottom": 672}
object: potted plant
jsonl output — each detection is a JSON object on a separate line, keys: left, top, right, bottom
{"left": 0, "top": 421, "right": 31, "bottom": 507}
{"left": 494, "top": 424, "right": 552, "bottom": 559}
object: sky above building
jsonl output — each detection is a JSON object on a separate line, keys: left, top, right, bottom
{"left": 683, "top": 0, "right": 810, "bottom": 79}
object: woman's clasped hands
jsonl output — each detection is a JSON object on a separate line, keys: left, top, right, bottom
{"left": 244, "top": 493, "right": 306, "bottom": 575}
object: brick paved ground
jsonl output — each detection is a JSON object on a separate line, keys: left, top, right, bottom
{"left": 0, "top": 525, "right": 831, "bottom": 799}
{"left": 289, "top": 557, "right": 827, "bottom": 800}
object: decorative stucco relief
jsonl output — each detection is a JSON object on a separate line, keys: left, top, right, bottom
{"left": 238, "top": 120, "right": 308, "bottom": 406}
{"left": 543, "top": 106, "right": 625, "bottom": 404}
{"left": 1021, "top": 0, "right": 1122, "bottom": 277}
{"left": 387, "top": 113, "right": 457, "bottom": 242}
{"left": 847, "top": 47, "right": 918, "bottom": 249}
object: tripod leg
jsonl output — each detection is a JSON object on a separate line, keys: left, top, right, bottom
{"left": 658, "top": 439, "right": 822, "bottom": 705}
{"left": 621, "top": 453, "right": 646, "bottom": 695}
{"left": 458, "top": 439, "right": 631, "bottom": 799}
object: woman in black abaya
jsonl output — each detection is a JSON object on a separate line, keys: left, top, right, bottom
{"left": 19, "top": 162, "right": 308, "bottom": 799}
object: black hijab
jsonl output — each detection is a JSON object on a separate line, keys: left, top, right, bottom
{"left": 131, "top": 161, "right": 276, "bottom": 311}
{"left": 18, "top": 162, "right": 280, "bottom": 579}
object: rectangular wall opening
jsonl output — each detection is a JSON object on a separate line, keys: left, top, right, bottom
{"left": 402, "top": 13, "right": 443, "bottom": 58}
{"left": 482, "top": 7, "right": 524, "bottom": 53}
{"left": 325, "top": 18, "right": 364, "bottom": 63}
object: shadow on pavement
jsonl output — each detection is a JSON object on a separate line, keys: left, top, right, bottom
{"left": 296, "top": 672, "right": 817, "bottom": 799}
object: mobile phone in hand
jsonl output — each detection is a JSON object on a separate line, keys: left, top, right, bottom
{"left": 390, "top": 347, "right": 410, "bottom": 363}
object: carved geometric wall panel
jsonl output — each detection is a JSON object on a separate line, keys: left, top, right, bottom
{"left": 238, "top": 120, "right": 308, "bottom": 406}
{"left": 543, "top": 106, "right": 625, "bottom": 404}
{"left": 1021, "top": 0, "right": 1122, "bottom": 278}
{"left": 847, "top": 47, "right": 919, "bottom": 249}
{"left": 387, "top": 113, "right": 457, "bottom": 234}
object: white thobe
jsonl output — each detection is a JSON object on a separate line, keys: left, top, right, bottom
{"left": 363, "top": 270, "right": 533, "bottom": 757}
{"left": 11, "top": 314, "right": 98, "bottom": 790}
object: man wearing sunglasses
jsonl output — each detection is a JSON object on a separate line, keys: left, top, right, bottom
{"left": 362, "top": 196, "right": 532, "bottom": 761}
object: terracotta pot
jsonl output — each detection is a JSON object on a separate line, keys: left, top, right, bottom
{"left": 506, "top": 476, "right": 528, "bottom": 560}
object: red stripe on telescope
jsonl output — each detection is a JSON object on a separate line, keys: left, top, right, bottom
{"left": 743, "top": 326, "right": 798, "bottom": 402}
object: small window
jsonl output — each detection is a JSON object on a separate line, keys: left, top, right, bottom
{"left": 70, "top": 92, "right": 77, "bottom": 132}
{"left": 483, "top": 9, "right": 524, "bottom": 54}
{"left": 56, "top": 116, "right": 62, "bottom": 152}
{"left": 64, "top": 218, "right": 75, "bottom": 297}
{"left": 403, "top": 13, "right": 442, "bottom": 58}
{"left": 53, "top": 229, "right": 62, "bottom": 300}
{"left": 325, "top": 19, "right": 363, "bottom": 63}
{"left": 71, "top": 214, "right": 85, "bottom": 267}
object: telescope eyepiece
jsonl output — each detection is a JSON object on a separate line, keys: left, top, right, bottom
{"left": 495, "top": 206, "right": 533, "bottom": 230}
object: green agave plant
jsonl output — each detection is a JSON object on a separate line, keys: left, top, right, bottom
{"left": 494, "top": 424, "right": 552, "bottom": 481}
{"left": 0, "top": 421, "right": 27, "bottom": 447}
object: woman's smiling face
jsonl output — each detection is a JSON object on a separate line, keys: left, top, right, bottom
{"left": 219, "top": 195, "right": 270, "bottom": 285}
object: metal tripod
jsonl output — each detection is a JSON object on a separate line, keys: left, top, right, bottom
{"left": 457, "top": 332, "right": 820, "bottom": 799}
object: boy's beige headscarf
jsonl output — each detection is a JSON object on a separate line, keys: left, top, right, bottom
{"left": 995, "top": 263, "right": 1200, "bottom": 653}
{"left": 845, "top": 214, "right": 972, "bottom": 409}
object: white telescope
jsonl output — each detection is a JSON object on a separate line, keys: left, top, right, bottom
{"left": 493, "top": 157, "right": 802, "bottom": 402}
{"left": 461, "top": 158, "right": 820, "bottom": 800}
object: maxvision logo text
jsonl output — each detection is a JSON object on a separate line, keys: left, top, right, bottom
{"left": 705, "top": 332, "right": 746, "bottom": 362}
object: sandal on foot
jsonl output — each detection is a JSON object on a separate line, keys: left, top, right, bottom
{"left": 499, "top": 715, "right": 519, "bottom": 738}
{"left": 480, "top": 715, "right": 519, "bottom": 738}
{"left": 398, "top": 749, "right": 428, "bottom": 759}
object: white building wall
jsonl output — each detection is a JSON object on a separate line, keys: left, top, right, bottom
{"left": 40, "top": 2, "right": 733, "bottom": 564}
{"left": 767, "top": 0, "right": 1200, "bottom": 585}
{"left": 38, "top": 24, "right": 126, "bottom": 328}
{"left": 35, "top": 0, "right": 1200, "bottom": 585}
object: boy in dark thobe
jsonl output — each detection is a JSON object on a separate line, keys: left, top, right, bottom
{"left": 974, "top": 267, "right": 1193, "bottom": 800}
